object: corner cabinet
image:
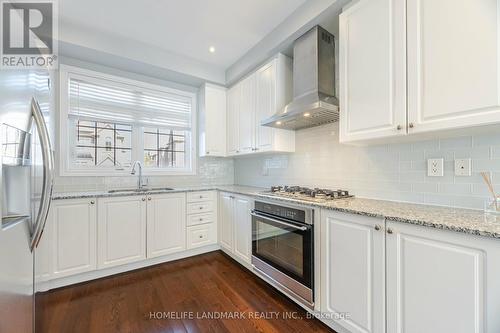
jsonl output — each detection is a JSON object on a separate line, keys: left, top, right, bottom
{"left": 199, "top": 83, "right": 227, "bottom": 157}
{"left": 97, "top": 196, "right": 147, "bottom": 269}
{"left": 226, "top": 54, "right": 295, "bottom": 156}
{"left": 218, "top": 192, "right": 252, "bottom": 266}
{"left": 340, "top": 0, "right": 500, "bottom": 144}
{"left": 320, "top": 210, "right": 385, "bottom": 333}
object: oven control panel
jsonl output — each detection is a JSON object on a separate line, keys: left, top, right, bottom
{"left": 254, "top": 201, "right": 311, "bottom": 224}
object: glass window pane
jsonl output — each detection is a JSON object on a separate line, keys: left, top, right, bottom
{"left": 115, "top": 129, "right": 131, "bottom": 148}
{"left": 173, "top": 130, "right": 185, "bottom": 136}
{"left": 96, "top": 147, "right": 115, "bottom": 167}
{"left": 159, "top": 134, "right": 173, "bottom": 150}
{"left": 173, "top": 152, "right": 185, "bottom": 168}
{"left": 144, "top": 132, "right": 157, "bottom": 150}
{"left": 77, "top": 126, "right": 95, "bottom": 146}
{"left": 158, "top": 150, "right": 172, "bottom": 168}
{"left": 115, "top": 149, "right": 132, "bottom": 168}
{"left": 96, "top": 128, "right": 114, "bottom": 150}
{"left": 158, "top": 128, "right": 172, "bottom": 135}
{"left": 172, "top": 139, "right": 184, "bottom": 152}
{"left": 143, "top": 127, "right": 157, "bottom": 134}
{"left": 73, "top": 146, "right": 95, "bottom": 167}
{"left": 144, "top": 150, "right": 157, "bottom": 167}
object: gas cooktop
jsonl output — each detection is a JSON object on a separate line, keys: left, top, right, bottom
{"left": 261, "top": 186, "right": 353, "bottom": 203}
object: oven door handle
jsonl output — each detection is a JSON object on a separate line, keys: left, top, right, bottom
{"left": 251, "top": 210, "right": 309, "bottom": 231}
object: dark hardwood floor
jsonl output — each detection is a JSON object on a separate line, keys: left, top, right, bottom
{"left": 36, "top": 251, "right": 335, "bottom": 333}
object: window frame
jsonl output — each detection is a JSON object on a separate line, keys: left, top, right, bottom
{"left": 59, "top": 65, "right": 197, "bottom": 177}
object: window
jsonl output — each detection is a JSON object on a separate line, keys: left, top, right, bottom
{"left": 60, "top": 65, "right": 197, "bottom": 176}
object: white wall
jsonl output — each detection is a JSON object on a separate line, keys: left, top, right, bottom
{"left": 235, "top": 123, "right": 500, "bottom": 210}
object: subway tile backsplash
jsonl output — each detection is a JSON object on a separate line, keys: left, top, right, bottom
{"left": 53, "top": 157, "right": 234, "bottom": 193}
{"left": 234, "top": 123, "right": 500, "bottom": 210}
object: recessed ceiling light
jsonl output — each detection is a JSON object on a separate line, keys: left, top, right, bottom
{"left": 276, "top": 121, "right": 282, "bottom": 125}
{"left": 304, "top": 112, "right": 311, "bottom": 117}
{"left": 209, "top": 46, "right": 215, "bottom": 53}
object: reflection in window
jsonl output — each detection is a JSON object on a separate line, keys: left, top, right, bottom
{"left": 73, "top": 120, "right": 132, "bottom": 168}
{"left": 143, "top": 127, "right": 186, "bottom": 169}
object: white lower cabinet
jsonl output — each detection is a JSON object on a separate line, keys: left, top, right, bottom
{"left": 386, "top": 221, "right": 500, "bottom": 333}
{"left": 321, "top": 209, "right": 500, "bottom": 333}
{"left": 218, "top": 192, "right": 252, "bottom": 265}
{"left": 321, "top": 210, "right": 385, "bottom": 333}
{"left": 97, "top": 196, "right": 147, "bottom": 269}
{"left": 38, "top": 198, "right": 97, "bottom": 280}
{"left": 147, "top": 193, "right": 186, "bottom": 258}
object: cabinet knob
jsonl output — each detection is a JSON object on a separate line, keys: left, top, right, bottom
{"left": 387, "top": 228, "right": 393, "bottom": 234}
{"left": 396, "top": 125, "right": 402, "bottom": 131}
{"left": 374, "top": 224, "right": 381, "bottom": 231}
{"left": 142, "top": 197, "right": 146, "bottom": 201}
{"left": 148, "top": 197, "right": 152, "bottom": 201}
{"left": 199, "top": 195, "right": 203, "bottom": 198}
{"left": 90, "top": 200, "right": 95, "bottom": 205}
{"left": 199, "top": 235, "right": 203, "bottom": 239}
{"left": 409, "top": 123, "right": 414, "bottom": 128}
{"left": 236, "top": 150, "right": 240, "bottom": 154}
{"left": 199, "top": 206, "right": 203, "bottom": 210}
{"left": 199, "top": 218, "right": 203, "bottom": 221}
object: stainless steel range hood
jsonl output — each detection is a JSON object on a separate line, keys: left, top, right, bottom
{"left": 261, "top": 26, "right": 338, "bottom": 130}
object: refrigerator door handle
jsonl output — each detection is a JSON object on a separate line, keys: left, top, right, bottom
{"left": 29, "top": 97, "right": 54, "bottom": 251}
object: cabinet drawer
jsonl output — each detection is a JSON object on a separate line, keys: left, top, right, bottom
{"left": 187, "top": 201, "right": 213, "bottom": 214}
{"left": 187, "top": 191, "right": 215, "bottom": 203}
{"left": 187, "top": 212, "right": 214, "bottom": 226}
{"left": 187, "top": 224, "right": 217, "bottom": 249}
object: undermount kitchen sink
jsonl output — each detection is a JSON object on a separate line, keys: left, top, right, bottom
{"left": 107, "top": 187, "right": 175, "bottom": 193}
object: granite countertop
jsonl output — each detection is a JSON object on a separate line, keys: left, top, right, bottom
{"left": 52, "top": 185, "right": 500, "bottom": 239}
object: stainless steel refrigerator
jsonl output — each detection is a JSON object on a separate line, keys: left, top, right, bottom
{"left": 0, "top": 69, "right": 55, "bottom": 333}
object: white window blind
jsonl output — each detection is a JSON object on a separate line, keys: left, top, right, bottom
{"left": 68, "top": 74, "right": 193, "bottom": 130}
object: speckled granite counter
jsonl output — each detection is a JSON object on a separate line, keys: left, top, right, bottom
{"left": 52, "top": 185, "right": 500, "bottom": 239}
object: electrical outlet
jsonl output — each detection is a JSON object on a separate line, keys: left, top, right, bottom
{"left": 455, "top": 158, "right": 471, "bottom": 176}
{"left": 427, "top": 158, "right": 444, "bottom": 177}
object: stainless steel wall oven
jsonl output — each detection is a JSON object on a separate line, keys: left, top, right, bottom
{"left": 251, "top": 200, "right": 314, "bottom": 308}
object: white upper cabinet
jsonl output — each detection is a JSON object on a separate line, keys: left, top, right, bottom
{"left": 227, "top": 54, "right": 295, "bottom": 155}
{"left": 238, "top": 74, "right": 257, "bottom": 154}
{"left": 226, "top": 83, "right": 240, "bottom": 155}
{"left": 339, "top": 0, "right": 406, "bottom": 142}
{"left": 255, "top": 55, "right": 295, "bottom": 152}
{"left": 340, "top": 0, "right": 500, "bottom": 144}
{"left": 199, "top": 83, "right": 227, "bottom": 157}
{"left": 407, "top": 0, "right": 500, "bottom": 133}
{"left": 146, "top": 193, "right": 186, "bottom": 258}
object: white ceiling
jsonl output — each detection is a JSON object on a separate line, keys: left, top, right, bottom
{"left": 59, "top": 0, "right": 309, "bottom": 69}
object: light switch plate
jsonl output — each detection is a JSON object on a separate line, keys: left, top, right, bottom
{"left": 455, "top": 158, "right": 471, "bottom": 176}
{"left": 427, "top": 158, "right": 444, "bottom": 177}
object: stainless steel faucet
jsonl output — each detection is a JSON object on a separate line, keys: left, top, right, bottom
{"left": 130, "top": 161, "right": 145, "bottom": 189}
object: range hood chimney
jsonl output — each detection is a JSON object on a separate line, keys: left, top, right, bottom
{"left": 261, "top": 26, "right": 339, "bottom": 130}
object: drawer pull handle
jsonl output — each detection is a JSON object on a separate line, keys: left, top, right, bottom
{"left": 199, "top": 195, "right": 203, "bottom": 198}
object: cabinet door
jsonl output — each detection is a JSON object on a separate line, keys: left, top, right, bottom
{"left": 339, "top": 0, "right": 406, "bottom": 142}
{"left": 255, "top": 60, "right": 276, "bottom": 152}
{"left": 407, "top": 0, "right": 500, "bottom": 134}
{"left": 98, "top": 196, "right": 146, "bottom": 269}
{"left": 226, "top": 84, "right": 240, "bottom": 155}
{"left": 203, "top": 84, "right": 226, "bottom": 156}
{"left": 218, "top": 192, "right": 233, "bottom": 251}
{"left": 321, "top": 210, "right": 385, "bottom": 333}
{"left": 48, "top": 199, "right": 97, "bottom": 279}
{"left": 386, "top": 221, "right": 487, "bottom": 333}
{"left": 146, "top": 193, "right": 186, "bottom": 258}
{"left": 238, "top": 74, "right": 256, "bottom": 154}
{"left": 233, "top": 195, "right": 252, "bottom": 264}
